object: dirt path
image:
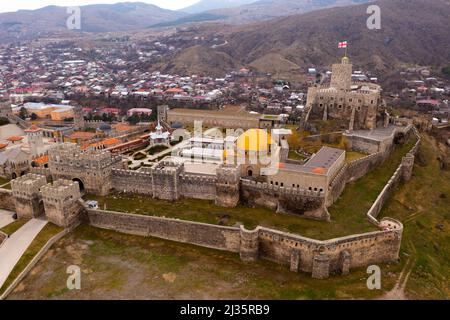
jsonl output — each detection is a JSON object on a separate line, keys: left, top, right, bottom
{"left": 379, "top": 258, "right": 413, "bottom": 300}
{"left": 378, "top": 237, "right": 417, "bottom": 300}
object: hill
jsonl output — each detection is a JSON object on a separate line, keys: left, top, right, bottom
{"left": 160, "top": 0, "right": 450, "bottom": 79}
{"left": 0, "top": 2, "right": 185, "bottom": 43}
{"left": 154, "top": 45, "right": 240, "bottom": 76}
{"left": 155, "top": 0, "right": 372, "bottom": 27}
{"left": 179, "top": 0, "right": 257, "bottom": 14}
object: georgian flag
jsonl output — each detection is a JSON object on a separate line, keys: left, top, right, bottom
{"left": 338, "top": 41, "right": 348, "bottom": 49}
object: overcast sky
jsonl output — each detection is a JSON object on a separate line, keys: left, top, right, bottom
{"left": 0, "top": 1, "right": 200, "bottom": 13}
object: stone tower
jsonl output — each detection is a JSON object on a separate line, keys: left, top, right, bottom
{"left": 239, "top": 226, "right": 259, "bottom": 262}
{"left": 48, "top": 143, "right": 122, "bottom": 196}
{"left": 312, "top": 253, "right": 331, "bottom": 279}
{"left": 41, "top": 179, "right": 83, "bottom": 227}
{"left": 330, "top": 57, "right": 352, "bottom": 90}
{"left": 150, "top": 160, "right": 183, "bottom": 201}
{"left": 25, "top": 125, "right": 44, "bottom": 157}
{"left": 215, "top": 165, "right": 241, "bottom": 208}
{"left": 73, "top": 105, "right": 85, "bottom": 130}
{"left": 11, "top": 174, "right": 47, "bottom": 219}
{"left": 0, "top": 101, "right": 12, "bottom": 118}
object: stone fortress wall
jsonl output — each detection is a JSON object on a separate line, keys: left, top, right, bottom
{"left": 366, "top": 128, "right": 420, "bottom": 224}
{"left": 0, "top": 189, "right": 15, "bottom": 211}
{"left": 0, "top": 127, "right": 420, "bottom": 279}
{"left": 112, "top": 163, "right": 217, "bottom": 201}
{"left": 83, "top": 207, "right": 402, "bottom": 279}
{"left": 0, "top": 134, "right": 414, "bottom": 280}
{"left": 326, "top": 125, "right": 416, "bottom": 207}
{"left": 240, "top": 179, "right": 327, "bottom": 220}
{"left": 47, "top": 143, "right": 123, "bottom": 196}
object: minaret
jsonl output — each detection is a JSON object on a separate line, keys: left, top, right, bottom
{"left": 25, "top": 125, "right": 44, "bottom": 157}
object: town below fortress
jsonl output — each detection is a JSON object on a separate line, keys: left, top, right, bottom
{"left": 0, "top": 52, "right": 448, "bottom": 300}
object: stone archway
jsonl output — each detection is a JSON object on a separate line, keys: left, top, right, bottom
{"left": 73, "top": 178, "right": 85, "bottom": 194}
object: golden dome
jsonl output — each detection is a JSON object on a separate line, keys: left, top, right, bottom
{"left": 237, "top": 129, "right": 272, "bottom": 152}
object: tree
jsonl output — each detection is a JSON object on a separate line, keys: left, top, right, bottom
{"left": 127, "top": 114, "right": 140, "bottom": 125}
{"left": 442, "top": 65, "right": 450, "bottom": 79}
{"left": 19, "top": 107, "right": 28, "bottom": 120}
{"left": 30, "top": 113, "right": 38, "bottom": 121}
{"left": 0, "top": 117, "right": 9, "bottom": 126}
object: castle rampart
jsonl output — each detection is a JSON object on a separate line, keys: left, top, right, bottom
{"left": 83, "top": 208, "right": 403, "bottom": 279}
{"left": 11, "top": 174, "right": 47, "bottom": 219}
{"left": 0, "top": 189, "right": 15, "bottom": 211}
{"left": 241, "top": 179, "right": 327, "bottom": 219}
{"left": 41, "top": 179, "right": 84, "bottom": 227}
{"left": 48, "top": 143, "right": 123, "bottom": 195}
{"left": 85, "top": 209, "right": 241, "bottom": 253}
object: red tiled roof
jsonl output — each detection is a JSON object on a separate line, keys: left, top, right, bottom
{"left": 7, "top": 136, "right": 24, "bottom": 142}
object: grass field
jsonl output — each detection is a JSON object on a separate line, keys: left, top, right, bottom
{"left": 0, "top": 223, "right": 63, "bottom": 295}
{"left": 0, "top": 177, "right": 10, "bottom": 186}
{"left": 7, "top": 225, "right": 402, "bottom": 300}
{"left": 0, "top": 219, "right": 29, "bottom": 236}
{"left": 378, "top": 134, "right": 450, "bottom": 299}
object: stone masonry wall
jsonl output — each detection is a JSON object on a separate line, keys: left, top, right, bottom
{"left": 327, "top": 149, "right": 390, "bottom": 207}
{"left": 366, "top": 130, "right": 421, "bottom": 224}
{"left": 179, "top": 174, "right": 216, "bottom": 200}
{"left": 241, "top": 179, "right": 327, "bottom": 220}
{"left": 86, "top": 209, "right": 241, "bottom": 253}
{"left": 0, "top": 189, "right": 15, "bottom": 211}
{"left": 112, "top": 169, "right": 153, "bottom": 195}
{"left": 84, "top": 208, "right": 402, "bottom": 278}
{"left": 258, "top": 224, "right": 402, "bottom": 275}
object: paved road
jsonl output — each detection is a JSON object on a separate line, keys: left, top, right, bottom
{"left": 0, "top": 210, "right": 15, "bottom": 229}
{"left": 0, "top": 218, "right": 48, "bottom": 289}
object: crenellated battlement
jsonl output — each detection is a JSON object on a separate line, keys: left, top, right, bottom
{"left": 180, "top": 173, "right": 217, "bottom": 184}
{"left": 112, "top": 168, "right": 152, "bottom": 178}
{"left": 241, "top": 179, "right": 324, "bottom": 198}
{"left": 216, "top": 165, "right": 240, "bottom": 184}
{"left": 41, "top": 179, "right": 81, "bottom": 203}
{"left": 11, "top": 174, "right": 47, "bottom": 198}
{"left": 152, "top": 161, "right": 184, "bottom": 176}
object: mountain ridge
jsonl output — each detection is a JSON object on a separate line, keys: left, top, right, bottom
{"left": 156, "top": 0, "right": 450, "bottom": 79}
{"left": 0, "top": 2, "right": 185, "bottom": 43}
